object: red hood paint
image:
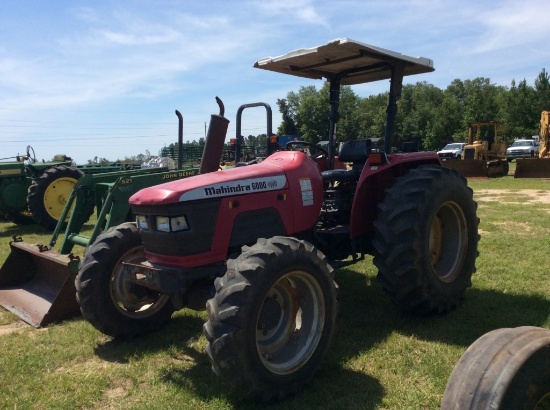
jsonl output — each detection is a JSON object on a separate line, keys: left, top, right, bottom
{"left": 130, "top": 150, "right": 307, "bottom": 206}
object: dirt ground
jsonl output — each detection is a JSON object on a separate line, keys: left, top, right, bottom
{"left": 475, "top": 189, "right": 550, "bottom": 204}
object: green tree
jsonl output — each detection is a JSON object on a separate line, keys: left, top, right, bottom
{"left": 505, "top": 79, "right": 538, "bottom": 140}
{"left": 396, "top": 82, "right": 444, "bottom": 150}
{"left": 535, "top": 68, "right": 550, "bottom": 112}
{"left": 276, "top": 98, "right": 298, "bottom": 136}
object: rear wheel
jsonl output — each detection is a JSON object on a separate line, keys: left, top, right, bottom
{"left": 372, "top": 165, "right": 479, "bottom": 314}
{"left": 204, "top": 236, "right": 338, "bottom": 401}
{"left": 441, "top": 326, "right": 550, "bottom": 410}
{"left": 75, "top": 222, "right": 174, "bottom": 338}
{"left": 27, "top": 165, "right": 86, "bottom": 230}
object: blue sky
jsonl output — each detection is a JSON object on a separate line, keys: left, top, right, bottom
{"left": 1, "top": 0, "right": 549, "bottom": 164}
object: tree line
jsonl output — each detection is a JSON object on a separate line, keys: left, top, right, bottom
{"left": 89, "top": 69, "right": 550, "bottom": 164}
{"left": 276, "top": 69, "right": 550, "bottom": 151}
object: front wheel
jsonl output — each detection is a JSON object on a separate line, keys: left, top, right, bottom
{"left": 75, "top": 222, "right": 174, "bottom": 338}
{"left": 372, "top": 165, "right": 479, "bottom": 314}
{"left": 204, "top": 236, "right": 338, "bottom": 401}
{"left": 441, "top": 327, "right": 550, "bottom": 409}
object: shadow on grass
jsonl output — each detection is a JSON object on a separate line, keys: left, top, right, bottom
{"left": 89, "top": 266, "right": 549, "bottom": 408}
{"left": 0, "top": 221, "right": 51, "bottom": 239}
{"left": 94, "top": 313, "right": 206, "bottom": 363}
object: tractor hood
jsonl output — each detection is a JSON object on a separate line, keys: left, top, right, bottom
{"left": 129, "top": 151, "right": 312, "bottom": 206}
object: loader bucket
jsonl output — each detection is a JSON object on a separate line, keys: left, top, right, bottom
{"left": 0, "top": 239, "right": 80, "bottom": 327}
{"left": 514, "top": 158, "right": 550, "bottom": 178}
{"left": 441, "top": 159, "right": 489, "bottom": 178}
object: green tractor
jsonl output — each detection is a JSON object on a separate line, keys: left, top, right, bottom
{"left": 0, "top": 146, "right": 145, "bottom": 230}
{"left": 0, "top": 146, "right": 81, "bottom": 228}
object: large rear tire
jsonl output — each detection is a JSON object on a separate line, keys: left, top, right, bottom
{"left": 441, "top": 326, "right": 550, "bottom": 409}
{"left": 75, "top": 222, "right": 174, "bottom": 338}
{"left": 372, "top": 165, "right": 479, "bottom": 314}
{"left": 204, "top": 236, "right": 338, "bottom": 401}
{"left": 27, "top": 165, "right": 85, "bottom": 230}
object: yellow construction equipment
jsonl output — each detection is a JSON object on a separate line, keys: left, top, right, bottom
{"left": 442, "top": 121, "right": 509, "bottom": 178}
{"left": 515, "top": 111, "right": 550, "bottom": 178}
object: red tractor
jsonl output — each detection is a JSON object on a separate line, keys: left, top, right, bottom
{"left": 75, "top": 39, "right": 479, "bottom": 401}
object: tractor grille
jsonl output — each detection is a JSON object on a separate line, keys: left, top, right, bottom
{"left": 131, "top": 199, "right": 220, "bottom": 257}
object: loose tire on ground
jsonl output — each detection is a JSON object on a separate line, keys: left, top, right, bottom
{"left": 372, "top": 164, "right": 479, "bottom": 314}
{"left": 27, "top": 165, "right": 86, "bottom": 230}
{"left": 75, "top": 222, "right": 174, "bottom": 338}
{"left": 204, "top": 236, "right": 338, "bottom": 402}
{"left": 441, "top": 326, "right": 550, "bottom": 409}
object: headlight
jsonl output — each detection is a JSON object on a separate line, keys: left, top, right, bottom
{"left": 170, "top": 215, "right": 189, "bottom": 232}
{"left": 156, "top": 215, "right": 189, "bottom": 232}
{"left": 156, "top": 216, "right": 170, "bottom": 232}
{"left": 136, "top": 215, "right": 149, "bottom": 230}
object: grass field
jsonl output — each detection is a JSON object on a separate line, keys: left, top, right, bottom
{"left": 0, "top": 171, "right": 549, "bottom": 409}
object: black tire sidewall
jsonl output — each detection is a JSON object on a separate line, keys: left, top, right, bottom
{"left": 373, "top": 165, "right": 478, "bottom": 313}
{"left": 416, "top": 168, "right": 478, "bottom": 297}
{"left": 241, "top": 255, "right": 336, "bottom": 385}
{"left": 76, "top": 222, "right": 173, "bottom": 337}
{"left": 205, "top": 236, "right": 338, "bottom": 400}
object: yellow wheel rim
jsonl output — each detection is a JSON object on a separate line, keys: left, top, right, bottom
{"left": 43, "top": 177, "right": 78, "bottom": 221}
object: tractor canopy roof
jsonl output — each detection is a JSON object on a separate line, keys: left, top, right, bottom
{"left": 254, "top": 38, "right": 434, "bottom": 85}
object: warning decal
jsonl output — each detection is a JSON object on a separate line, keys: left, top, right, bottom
{"left": 299, "top": 178, "right": 314, "bottom": 206}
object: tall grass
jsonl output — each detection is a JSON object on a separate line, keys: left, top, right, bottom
{"left": 0, "top": 174, "right": 549, "bottom": 409}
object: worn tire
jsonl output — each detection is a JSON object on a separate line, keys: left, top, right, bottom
{"left": 372, "top": 165, "right": 479, "bottom": 314}
{"left": 204, "top": 236, "right": 338, "bottom": 401}
{"left": 441, "top": 326, "right": 550, "bottom": 409}
{"left": 75, "top": 222, "right": 174, "bottom": 338}
{"left": 27, "top": 165, "right": 85, "bottom": 230}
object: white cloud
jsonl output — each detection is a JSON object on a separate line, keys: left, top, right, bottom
{"left": 470, "top": 0, "right": 550, "bottom": 54}
{"left": 254, "top": 0, "right": 328, "bottom": 26}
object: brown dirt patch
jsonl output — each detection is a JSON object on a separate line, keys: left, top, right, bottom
{"left": 475, "top": 189, "right": 550, "bottom": 204}
{"left": 0, "top": 321, "right": 30, "bottom": 336}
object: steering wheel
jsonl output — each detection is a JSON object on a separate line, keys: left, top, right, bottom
{"left": 26, "top": 145, "right": 36, "bottom": 163}
{"left": 285, "top": 141, "right": 328, "bottom": 160}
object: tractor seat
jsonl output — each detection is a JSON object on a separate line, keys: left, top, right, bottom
{"left": 322, "top": 139, "right": 371, "bottom": 183}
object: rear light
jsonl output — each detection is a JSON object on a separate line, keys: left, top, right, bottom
{"left": 369, "top": 149, "right": 386, "bottom": 165}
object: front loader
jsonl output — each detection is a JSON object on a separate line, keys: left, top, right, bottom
{"left": 74, "top": 39, "right": 479, "bottom": 401}
{"left": 515, "top": 111, "right": 550, "bottom": 178}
